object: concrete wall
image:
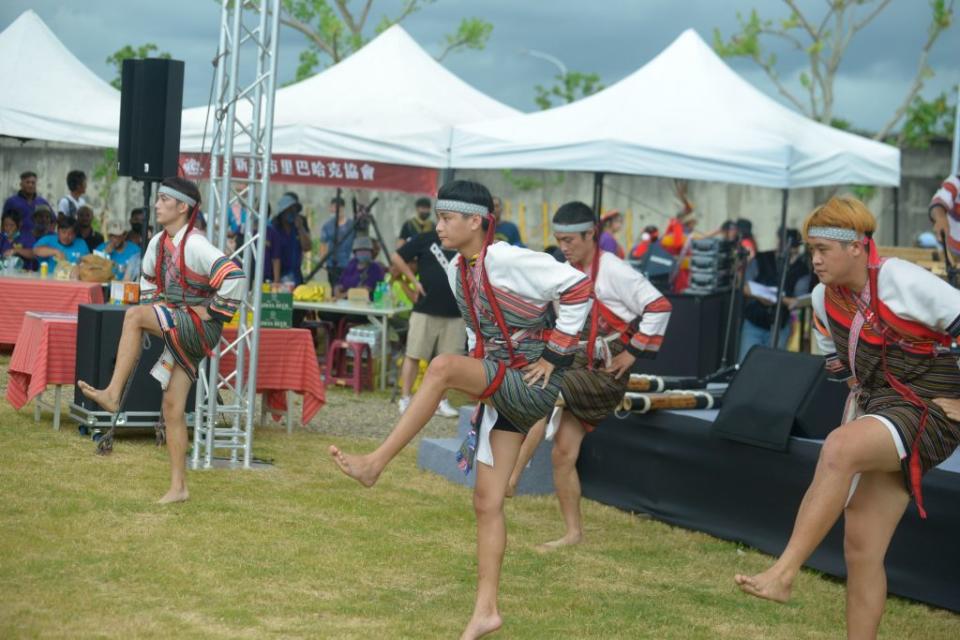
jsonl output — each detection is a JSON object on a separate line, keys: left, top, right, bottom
{"left": 1, "top": 137, "right": 952, "bottom": 255}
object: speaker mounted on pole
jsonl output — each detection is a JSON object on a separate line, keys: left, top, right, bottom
{"left": 117, "top": 58, "right": 185, "bottom": 181}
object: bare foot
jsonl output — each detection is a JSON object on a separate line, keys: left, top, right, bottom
{"left": 460, "top": 611, "right": 502, "bottom": 640}
{"left": 734, "top": 568, "right": 793, "bottom": 603}
{"left": 157, "top": 488, "right": 190, "bottom": 504}
{"left": 77, "top": 380, "right": 120, "bottom": 414}
{"left": 328, "top": 445, "right": 381, "bottom": 488}
{"left": 535, "top": 532, "right": 582, "bottom": 553}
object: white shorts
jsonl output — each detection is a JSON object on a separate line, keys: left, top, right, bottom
{"left": 846, "top": 414, "right": 908, "bottom": 506}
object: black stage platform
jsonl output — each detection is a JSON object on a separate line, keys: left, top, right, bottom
{"left": 579, "top": 409, "right": 960, "bottom": 613}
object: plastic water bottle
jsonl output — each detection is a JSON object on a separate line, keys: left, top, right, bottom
{"left": 372, "top": 282, "right": 383, "bottom": 306}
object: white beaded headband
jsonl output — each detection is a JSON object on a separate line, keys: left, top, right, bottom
{"left": 158, "top": 185, "right": 197, "bottom": 208}
{"left": 553, "top": 221, "right": 595, "bottom": 233}
{"left": 435, "top": 199, "right": 490, "bottom": 216}
{"left": 806, "top": 226, "right": 861, "bottom": 242}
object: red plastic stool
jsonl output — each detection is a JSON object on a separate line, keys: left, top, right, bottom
{"left": 325, "top": 340, "right": 374, "bottom": 394}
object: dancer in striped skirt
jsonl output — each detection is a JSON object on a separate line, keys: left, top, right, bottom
{"left": 506, "top": 201, "right": 671, "bottom": 552}
{"left": 79, "top": 177, "right": 245, "bottom": 504}
{"left": 735, "top": 196, "right": 960, "bottom": 639}
{"left": 328, "top": 180, "right": 591, "bottom": 640}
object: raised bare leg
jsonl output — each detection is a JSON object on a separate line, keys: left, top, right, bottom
{"left": 735, "top": 417, "right": 903, "bottom": 603}
{"left": 158, "top": 365, "right": 192, "bottom": 504}
{"left": 329, "top": 354, "right": 490, "bottom": 487}
{"left": 461, "top": 429, "right": 524, "bottom": 640}
{"left": 78, "top": 305, "right": 162, "bottom": 413}
{"left": 537, "top": 410, "right": 587, "bottom": 551}
{"left": 507, "top": 416, "right": 546, "bottom": 496}
{"left": 843, "top": 470, "right": 909, "bottom": 640}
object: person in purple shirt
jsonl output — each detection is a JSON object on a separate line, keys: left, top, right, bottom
{"left": 335, "top": 236, "right": 385, "bottom": 299}
{"left": 2, "top": 171, "right": 50, "bottom": 236}
{"left": 1, "top": 211, "right": 36, "bottom": 268}
{"left": 599, "top": 209, "right": 626, "bottom": 258}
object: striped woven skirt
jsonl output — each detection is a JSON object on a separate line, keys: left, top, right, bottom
{"left": 481, "top": 357, "right": 565, "bottom": 433}
{"left": 153, "top": 305, "right": 224, "bottom": 381}
{"left": 832, "top": 320, "right": 960, "bottom": 485}
{"left": 561, "top": 341, "right": 629, "bottom": 430}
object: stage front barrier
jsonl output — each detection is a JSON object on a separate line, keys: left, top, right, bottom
{"left": 578, "top": 409, "right": 960, "bottom": 613}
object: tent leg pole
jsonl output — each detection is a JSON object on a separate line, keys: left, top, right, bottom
{"left": 893, "top": 186, "right": 900, "bottom": 246}
{"left": 770, "top": 188, "right": 790, "bottom": 349}
{"left": 592, "top": 172, "right": 604, "bottom": 216}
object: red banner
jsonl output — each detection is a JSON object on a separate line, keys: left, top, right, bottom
{"left": 178, "top": 153, "right": 438, "bottom": 195}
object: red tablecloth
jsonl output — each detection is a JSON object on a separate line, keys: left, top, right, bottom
{"left": 0, "top": 276, "right": 104, "bottom": 345}
{"left": 5, "top": 317, "right": 326, "bottom": 426}
{"left": 220, "top": 327, "right": 326, "bottom": 425}
{"left": 6, "top": 312, "right": 78, "bottom": 410}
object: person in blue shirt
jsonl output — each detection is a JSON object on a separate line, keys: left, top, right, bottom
{"left": 33, "top": 216, "right": 89, "bottom": 271}
{"left": 320, "top": 196, "right": 355, "bottom": 274}
{"left": 492, "top": 196, "right": 525, "bottom": 247}
{"left": 95, "top": 220, "right": 142, "bottom": 280}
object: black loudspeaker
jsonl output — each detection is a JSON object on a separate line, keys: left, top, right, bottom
{"left": 74, "top": 304, "right": 165, "bottom": 413}
{"left": 118, "top": 58, "right": 185, "bottom": 180}
{"left": 795, "top": 375, "right": 850, "bottom": 439}
{"left": 712, "top": 346, "right": 847, "bottom": 451}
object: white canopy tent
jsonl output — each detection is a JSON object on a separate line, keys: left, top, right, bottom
{"left": 450, "top": 29, "right": 900, "bottom": 189}
{"left": 0, "top": 10, "right": 120, "bottom": 148}
{"left": 180, "top": 25, "right": 519, "bottom": 168}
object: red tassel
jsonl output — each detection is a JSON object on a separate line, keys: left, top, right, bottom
{"left": 866, "top": 234, "right": 928, "bottom": 518}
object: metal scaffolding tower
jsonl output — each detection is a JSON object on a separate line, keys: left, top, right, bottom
{"left": 191, "top": 0, "right": 280, "bottom": 469}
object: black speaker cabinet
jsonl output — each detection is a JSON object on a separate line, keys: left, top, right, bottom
{"left": 74, "top": 304, "right": 172, "bottom": 413}
{"left": 118, "top": 58, "right": 185, "bottom": 180}
{"left": 713, "top": 347, "right": 847, "bottom": 451}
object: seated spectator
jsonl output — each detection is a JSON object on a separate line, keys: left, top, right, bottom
{"left": 57, "top": 170, "right": 87, "bottom": 218}
{"left": 95, "top": 220, "right": 141, "bottom": 281}
{"left": 31, "top": 205, "right": 54, "bottom": 239}
{"left": 33, "top": 216, "right": 90, "bottom": 271}
{"left": 335, "top": 237, "right": 385, "bottom": 299}
{"left": 1, "top": 211, "right": 35, "bottom": 267}
{"left": 76, "top": 205, "right": 104, "bottom": 252}
{"left": 492, "top": 196, "right": 525, "bottom": 246}
{"left": 4, "top": 171, "right": 51, "bottom": 237}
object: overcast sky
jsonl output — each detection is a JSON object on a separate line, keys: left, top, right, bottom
{"left": 3, "top": 0, "right": 958, "bottom": 132}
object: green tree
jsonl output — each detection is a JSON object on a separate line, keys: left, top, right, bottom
{"left": 713, "top": 0, "right": 954, "bottom": 141}
{"left": 898, "top": 87, "right": 957, "bottom": 148}
{"left": 105, "top": 43, "right": 172, "bottom": 90}
{"left": 534, "top": 71, "right": 604, "bottom": 110}
{"left": 278, "top": 0, "right": 493, "bottom": 81}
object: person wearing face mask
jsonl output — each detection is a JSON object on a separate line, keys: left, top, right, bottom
{"left": 335, "top": 236, "right": 385, "bottom": 299}
{"left": 396, "top": 197, "right": 434, "bottom": 249}
{"left": 1, "top": 211, "right": 36, "bottom": 268}
{"left": 270, "top": 194, "right": 310, "bottom": 286}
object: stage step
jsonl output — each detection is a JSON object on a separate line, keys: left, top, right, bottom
{"left": 416, "top": 405, "right": 556, "bottom": 496}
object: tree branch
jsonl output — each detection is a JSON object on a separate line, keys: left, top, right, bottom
{"left": 279, "top": 12, "right": 336, "bottom": 58}
{"left": 852, "top": 0, "right": 893, "bottom": 33}
{"left": 874, "top": 4, "right": 952, "bottom": 140}
{"left": 784, "top": 0, "right": 820, "bottom": 39}
{"left": 357, "top": 0, "right": 374, "bottom": 32}
{"left": 334, "top": 0, "right": 358, "bottom": 35}
{"left": 758, "top": 58, "right": 811, "bottom": 115}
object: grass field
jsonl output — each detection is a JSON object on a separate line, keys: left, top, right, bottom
{"left": 1, "top": 356, "right": 958, "bottom": 639}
